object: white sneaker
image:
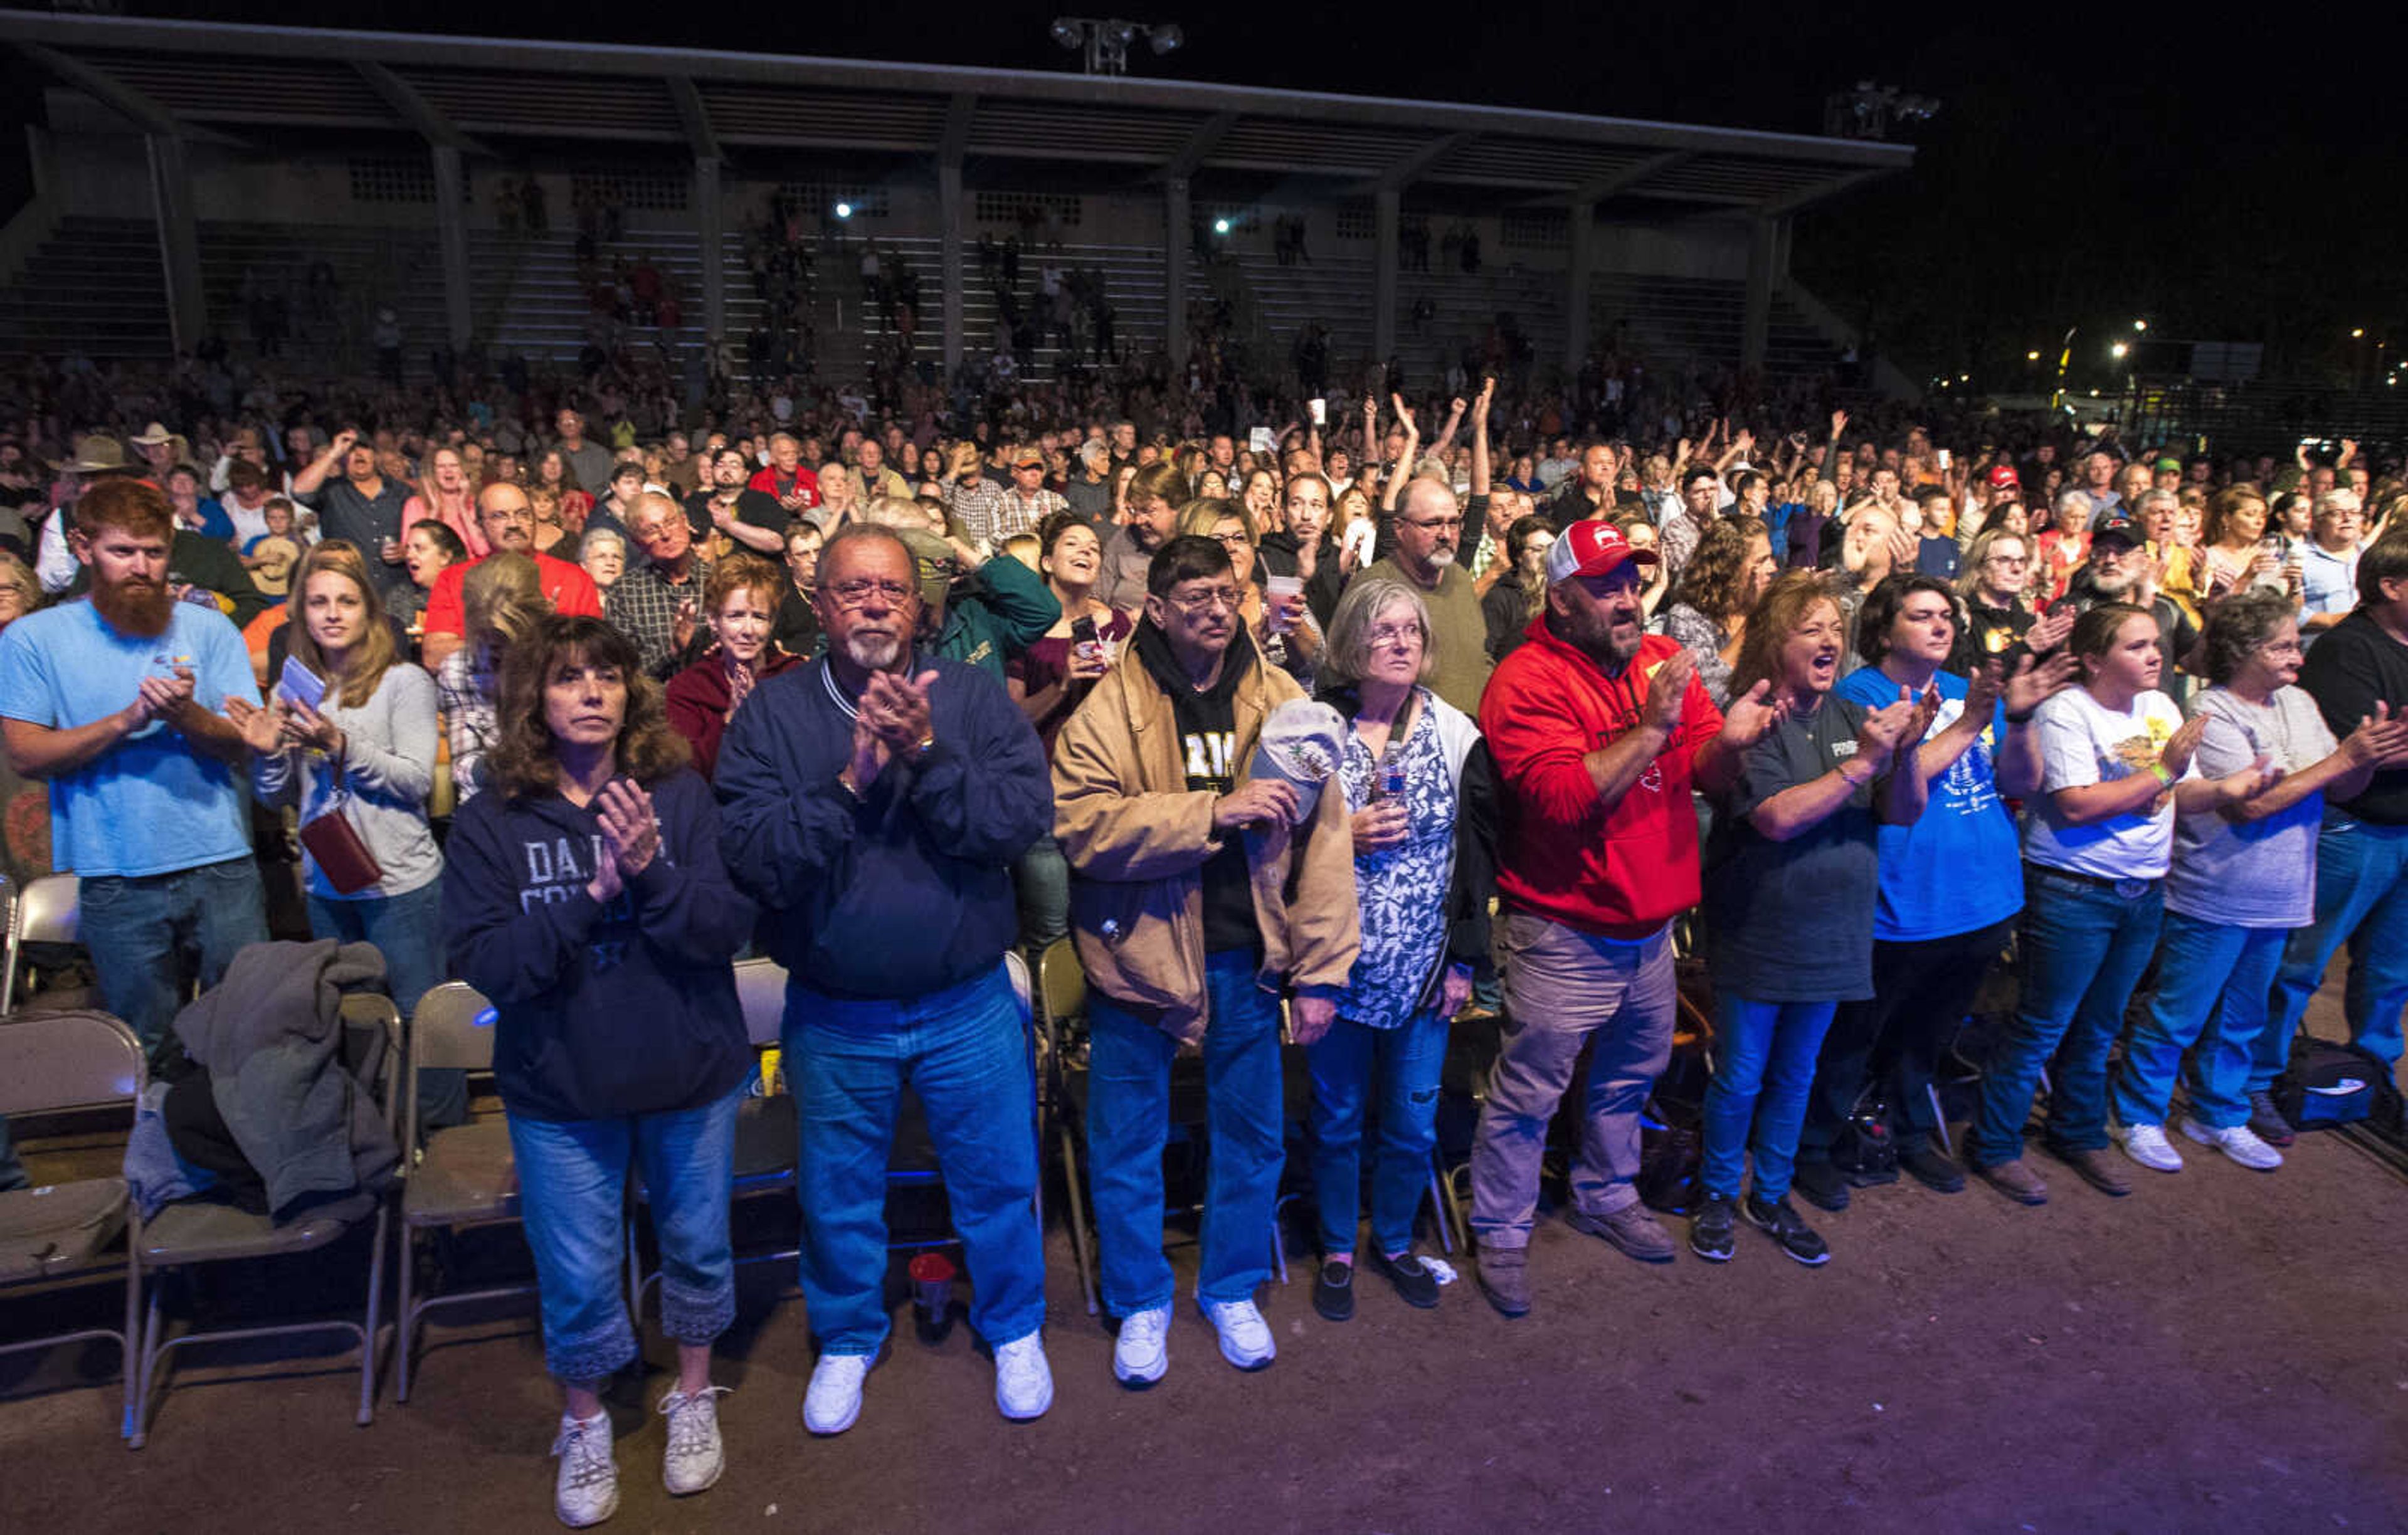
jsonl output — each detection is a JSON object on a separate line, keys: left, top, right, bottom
{"left": 2115, "top": 1122, "right": 2184, "bottom": 1173}
{"left": 802, "top": 1353, "right": 872, "bottom": 1435}
{"left": 1199, "top": 1297, "right": 1275, "bottom": 1371}
{"left": 1111, "top": 1306, "right": 1170, "bottom": 1390}
{"left": 993, "top": 1332, "right": 1054, "bottom": 1421}
{"left": 2182, "top": 1119, "right": 2284, "bottom": 1171}
{"left": 658, "top": 1386, "right": 727, "bottom": 1496}
{"left": 550, "top": 1410, "right": 618, "bottom": 1529}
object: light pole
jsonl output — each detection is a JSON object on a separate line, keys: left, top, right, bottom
{"left": 1050, "top": 18, "right": 1185, "bottom": 76}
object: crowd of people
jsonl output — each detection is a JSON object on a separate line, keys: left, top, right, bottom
{"left": 3, "top": 344, "right": 2405, "bottom": 1530}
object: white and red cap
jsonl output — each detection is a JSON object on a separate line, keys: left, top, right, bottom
{"left": 1545, "top": 519, "right": 1660, "bottom": 586}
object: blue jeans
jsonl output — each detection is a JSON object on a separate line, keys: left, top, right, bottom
{"left": 1086, "top": 951, "right": 1284, "bottom": 1316}
{"left": 79, "top": 857, "right": 268, "bottom": 1056}
{"left": 1702, "top": 994, "right": 1839, "bottom": 1203}
{"left": 2264, "top": 815, "right": 2408, "bottom": 1084}
{"left": 1969, "top": 868, "right": 2162, "bottom": 1166}
{"left": 1306, "top": 1008, "right": 1447, "bottom": 1256}
{"left": 784, "top": 963, "right": 1043, "bottom": 1354}
{"left": 507, "top": 1085, "right": 742, "bottom": 1383}
{"left": 307, "top": 878, "right": 462, "bottom": 1129}
{"left": 2115, "top": 914, "right": 2285, "bottom": 1131}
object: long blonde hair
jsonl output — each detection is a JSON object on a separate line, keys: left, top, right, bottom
{"left": 286, "top": 540, "right": 399, "bottom": 707}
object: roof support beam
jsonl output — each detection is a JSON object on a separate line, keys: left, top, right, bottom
{"left": 354, "top": 60, "right": 490, "bottom": 155}
{"left": 937, "top": 91, "right": 976, "bottom": 167}
{"left": 1346, "top": 131, "right": 1471, "bottom": 196}
{"left": 1755, "top": 168, "right": 1883, "bottom": 219}
{"left": 14, "top": 41, "right": 245, "bottom": 147}
{"left": 665, "top": 74, "right": 721, "bottom": 162}
{"left": 1515, "top": 149, "right": 1694, "bottom": 208}
{"left": 1161, "top": 108, "right": 1235, "bottom": 179}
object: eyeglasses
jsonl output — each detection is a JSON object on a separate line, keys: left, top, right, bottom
{"left": 1366, "top": 622, "right": 1423, "bottom": 649}
{"left": 1985, "top": 554, "right": 2030, "bottom": 567}
{"left": 825, "top": 578, "right": 918, "bottom": 609}
{"left": 1209, "top": 530, "right": 1252, "bottom": 547}
{"left": 1403, "top": 518, "right": 1464, "bottom": 532}
{"left": 1164, "top": 586, "right": 1242, "bottom": 615}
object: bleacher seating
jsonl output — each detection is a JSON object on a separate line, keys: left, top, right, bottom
{"left": 0, "top": 216, "right": 170, "bottom": 359}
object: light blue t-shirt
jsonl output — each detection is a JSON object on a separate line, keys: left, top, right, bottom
{"left": 0, "top": 597, "right": 257, "bottom": 877}
{"left": 1835, "top": 666, "right": 2023, "bottom": 942}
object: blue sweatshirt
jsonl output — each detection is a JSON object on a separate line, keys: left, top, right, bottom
{"left": 442, "top": 768, "right": 754, "bottom": 1122}
{"left": 716, "top": 650, "right": 1052, "bottom": 1001}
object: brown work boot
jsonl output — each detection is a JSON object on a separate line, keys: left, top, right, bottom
{"left": 1973, "top": 1157, "right": 2049, "bottom": 1206}
{"left": 2053, "top": 1145, "right": 2132, "bottom": 1198}
{"left": 1565, "top": 1203, "right": 1677, "bottom": 1265}
{"left": 1474, "top": 1244, "right": 1531, "bottom": 1318}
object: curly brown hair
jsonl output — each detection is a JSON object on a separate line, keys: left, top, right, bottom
{"left": 1670, "top": 514, "right": 1770, "bottom": 624}
{"left": 487, "top": 615, "right": 690, "bottom": 799}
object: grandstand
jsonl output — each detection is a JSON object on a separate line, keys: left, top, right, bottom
{"left": 0, "top": 11, "right": 1909, "bottom": 389}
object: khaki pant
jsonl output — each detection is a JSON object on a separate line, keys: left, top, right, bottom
{"left": 1467, "top": 912, "right": 1675, "bottom": 1248}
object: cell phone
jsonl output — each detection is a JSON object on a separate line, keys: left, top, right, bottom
{"left": 1308, "top": 398, "right": 1326, "bottom": 426}
{"left": 278, "top": 655, "right": 326, "bottom": 711}
{"left": 1936, "top": 448, "right": 1952, "bottom": 471}
{"left": 1249, "top": 427, "right": 1275, "bottom": 454}
{"left": 1069, "top": 615, "right": 1099, "bottom": 647}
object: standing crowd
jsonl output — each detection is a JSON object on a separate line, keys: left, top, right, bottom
{"left": 4, "top": 358, "right": 2406, "bottom": 1529}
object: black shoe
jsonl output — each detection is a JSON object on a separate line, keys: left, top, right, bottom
{"left": 1311, "top": 1259, "right": 1354, "bottom": 1322}
{"left": 1743, "top": 1195, "right": 1831, "bottom": 1266}
{"left": 1689, "top": 1193, "right": 1737, "bottom": 1262}
{"left": 2247, "top": 1090, "right": 2297, "bottom": 1149}
{"left": 1370, "top": 1250, "right": 1441, "bottom": 1309}
{"left": 1791, "top": 1159, "right": 1851, "bottom": 1212}
{"left": 1897, "top": 1141, "right": 1967, "bottom": 1193}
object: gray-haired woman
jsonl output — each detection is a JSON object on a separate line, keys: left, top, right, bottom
{"left": 1304, "top": 576, "right": 1495, "bottom": 1322}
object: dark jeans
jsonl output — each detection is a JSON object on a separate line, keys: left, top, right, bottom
{"left": 1800, "top": 917, "right": 2014, "bottom": 1161}
{"left": 80, "top": 857, "right": 268, "bottom": 1059}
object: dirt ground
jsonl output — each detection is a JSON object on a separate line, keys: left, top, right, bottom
{"left": 5, "top": 980, "right": 2406, "bottom": 1534}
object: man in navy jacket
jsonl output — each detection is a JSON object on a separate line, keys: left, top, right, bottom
{"left": 717, "top": 523, "right": 1056, "bottom": 1435}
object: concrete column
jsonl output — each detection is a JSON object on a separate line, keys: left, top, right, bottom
{"left": 694, "top": 156, "right": 725, "bottom": 342}
{"left": 1563, "top": 199, "right": 1594, "bottom": 376}
{"left": 144, "top": 133, "right": 206, "bottom": 356}
{"left": 1741, "top": 215, "right": 1775, "bottom": 373}
{"left": 1165, "top": 175, "right": 1190, "bottom": 376}
{"left": 1371, "top": 186, "right": 1399, "bottom": 365}
{"left": 431, "top": 144, "right": 472, "bottom": 350}
{"left": 939, "top": 159, "right": 964, "bottom": 377}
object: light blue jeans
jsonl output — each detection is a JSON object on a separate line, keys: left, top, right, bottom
{"left": 2264, "top": 814, "right": 2408, "bottom": 1084}
{"left": 1306, "top": 1008, "right": 1448, "bottom": 1257}
{"left": 2114, "top": 913, "right": 2285, "bottom": 1130}
{"left": 507, "top": 1084, "right": 742, "bottom": 1383}
{"left": 1701, "top": 994, "right": 1839, "bottom": 1203}
{"left": 784, "top": 963, "right": 1044, "bottom": 1354}
{"left": 1086, "top": 951, "right": 1284, "bottom": 1317}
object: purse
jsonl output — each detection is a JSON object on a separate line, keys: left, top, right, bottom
{"left": 299, "top": 785, "right": 383, "bottom": 895}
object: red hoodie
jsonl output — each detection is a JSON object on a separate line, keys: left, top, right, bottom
{"left": 1478, "top": 616, "right": 1723, "bottom": 939}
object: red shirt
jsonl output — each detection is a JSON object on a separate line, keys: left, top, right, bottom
{"left": 1478, "top": 620, "right": 1723, "bottom": 939}
{"left": 421, "top": 549, "right": 603, "bottom": 638}
{"left": 747, "top": 465, "right": 820, "bottom": 509}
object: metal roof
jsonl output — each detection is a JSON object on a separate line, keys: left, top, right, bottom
{"left": 0, "top": 11, "right": 1909, "bottom": 214}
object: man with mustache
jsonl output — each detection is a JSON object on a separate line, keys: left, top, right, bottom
{"left": 0, "top": 478, "right": 267, "bottom": 1059}
{"left": 716, "top": 524, "right": 1058, "bottom": 1436}
{"left": 1356, "top": 477, "right": 1491, "bottom": 717}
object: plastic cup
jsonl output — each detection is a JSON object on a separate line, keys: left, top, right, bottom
{"left": 909, "top": 1250, "right": 956, "bottom": 1344}
{"left": 1265, "top": 573, "right": 1302, "bottom": 634}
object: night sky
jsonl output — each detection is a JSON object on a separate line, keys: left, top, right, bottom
{"left": 44, "top": 4, "right": 2408, "bottom": 382}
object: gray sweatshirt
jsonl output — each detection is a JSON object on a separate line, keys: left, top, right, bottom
{"left": 253, "top": 661, "right": 443, "bottom": 900}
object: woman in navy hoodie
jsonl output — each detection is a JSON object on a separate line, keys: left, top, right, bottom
{"left": 443, "top": 614, "right": 754, "bottom": 1529}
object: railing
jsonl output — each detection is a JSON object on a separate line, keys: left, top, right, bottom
{"left": 2126, "top": 380, "right": 2408, "bottom": 458}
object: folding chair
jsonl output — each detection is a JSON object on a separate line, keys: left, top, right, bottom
{"left": 2, "top": 872, "right": 82, "bottom": 1016}
{"left": 128, "top": 993, "right": 401, "bottom": 1448}
{"left": 0, "top": 1009, "right": 145, "bottom": 1438}
{"left": 629, "top": 956, "right": 801, "bottom": 1316}
{"left": 394, "top": 981, "right": 531, "bottom": 1403}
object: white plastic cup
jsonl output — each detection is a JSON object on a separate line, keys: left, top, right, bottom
{"left": 1265, "top": 573, "right": 1303, "bottom": 634}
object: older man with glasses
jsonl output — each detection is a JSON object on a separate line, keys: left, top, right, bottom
{"left": 1356, "top": 476, "right": 1491, "bottom": 717}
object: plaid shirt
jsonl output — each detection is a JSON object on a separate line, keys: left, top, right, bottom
{"left": 943, "top": 477, "right": 1008, "bottom": 544}
{"left": 605, "top": 554, "right": 712, "bottom": 678}
{"left": 993, "top": 487, "right": 1069, "bottom": 542}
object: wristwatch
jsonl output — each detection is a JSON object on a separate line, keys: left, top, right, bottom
{"left": 912, "top": 734, "right": 937, "bottom": 763}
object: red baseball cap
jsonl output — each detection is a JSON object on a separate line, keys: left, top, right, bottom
{"left": 1545, "top": 519, "right": 1659, "bottom": 586}
{"left": 1986, "top": 463, "right": 2021, "bottom": 490}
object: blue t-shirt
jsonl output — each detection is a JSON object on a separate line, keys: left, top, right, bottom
{"left": 189, "top": 500, "right": 236, "bottom": 544}
{"left": 0, "top": 598, "right": 258, "bottom": 877}
{"left": 1835, "top": 665, "right": 2022, "bottom": 942}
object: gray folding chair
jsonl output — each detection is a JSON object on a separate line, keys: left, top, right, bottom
{"left": 128, "top": 993, "right": 400, "bottom": 1448}
{"left": 2, "top": 872, "right": 82, "bottom": 1016}
{"left": 0, "top": 1008, "right": 145, "bottom": 1438}
{"left": 395, "top": 981, "right": 531, "bottom": 1403}
{"left": 628, "top": 956, "right": 800, "bottom": 1316}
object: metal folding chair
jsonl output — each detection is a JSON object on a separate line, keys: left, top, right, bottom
{"left": 0, "top": 1008, "right": 145, "bottom": 1438}
{"left": 2, "top": 872, "right": 82, "bottom": 1016}
{"left": 127, "top": 993, "right": 400, "bottom": 1448}
{"left": 394, "top": 981, "right": 531, "bottom": 1403}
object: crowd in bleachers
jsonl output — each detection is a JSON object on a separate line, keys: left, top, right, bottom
{"left": 3, "top": 342, "right": 2407, "bottom": 1527}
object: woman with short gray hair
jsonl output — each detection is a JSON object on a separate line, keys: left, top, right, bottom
{"left": 1302, "top": 576, "right": 1494, "bottom": 1322}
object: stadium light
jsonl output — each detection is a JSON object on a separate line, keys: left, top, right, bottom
{"left": 1049, "top": 17, "right": 1186, "bottom": 74}
{"left": 2110, "top": 341, "right": 2129, "bottom": 359}
{"left": 2026, "top": 350, "right": 2041, "bottom": 362}
{"left": 834, "top": 201, "right": 853, "bottom": 220}
{"left": 2132, "top": 319, "right": 2147, "bottom": 332}
{"left": 1213, "top": 217, "right": 1231, "bottom": 236}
